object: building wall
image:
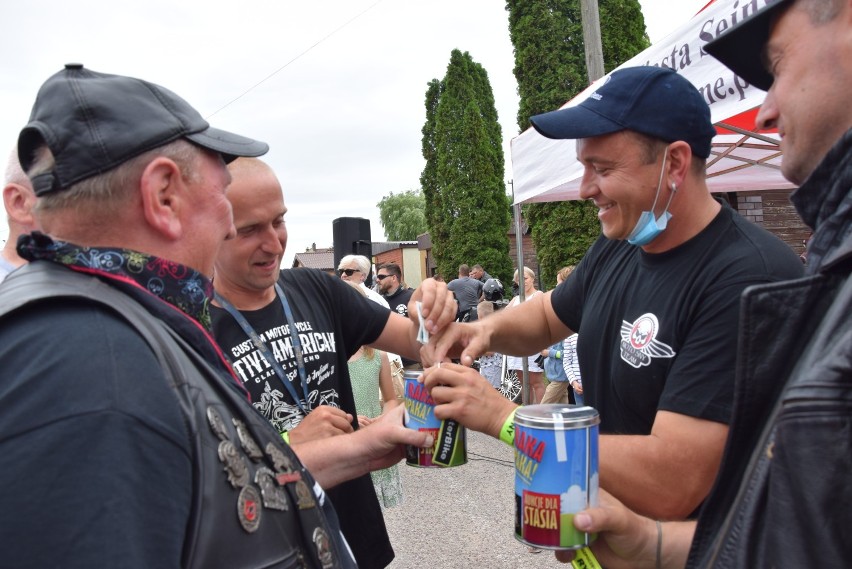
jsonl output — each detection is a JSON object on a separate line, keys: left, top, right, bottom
{"left": 374, "top": 246, "right": 422, "bottom": 288}
{"left": 730, "top": 189, "right": 809, "bottom": 258}
{"left": 402, "top": 248, "right": 422, "bottom": 288}
{"left": 508, "top": 232, "right": 540, "bottom": 284}
{"left": 376, "top": 248, "right": 403, "bottom": 269}
{"left": 419, "top": 250, "right": 431, "bottom": 281}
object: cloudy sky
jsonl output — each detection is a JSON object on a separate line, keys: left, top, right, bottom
{"left": 0, "top": 0, "right": 707, "bottom": 267}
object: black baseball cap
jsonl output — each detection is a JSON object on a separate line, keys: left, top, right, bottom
{"left": 18, "top": 64, "right": 269, "bottom": 196}
{"left": 705, "top": 0, "right": 794, "bottom": 91}
{"left": 530, "top": 66, "right": 717, "bottom": 159}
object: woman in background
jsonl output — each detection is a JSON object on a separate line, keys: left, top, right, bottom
{"left": 506, "top": 266, "right": 545, "bottom": 404}
{"left": 344, "top": 281, "right": 403, "bottom": 508}
{"left": 540, "top": 266, "right": 577, "bottom": 404}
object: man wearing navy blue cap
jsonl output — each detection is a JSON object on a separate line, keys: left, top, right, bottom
{"left": 0, "top": 65, "right": 438, "bottom": 568}
{"left": 548, "top": 0, "right": 852, "bottom": 567}
{"left": 419, "top": 65, "right": 803, "bottom": 522}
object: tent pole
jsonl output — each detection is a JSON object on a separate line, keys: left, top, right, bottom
{"left": 511, "top": 180, "right": 531, "bottom": 405}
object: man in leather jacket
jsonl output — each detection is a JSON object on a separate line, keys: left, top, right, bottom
{"left": 555, "top": 0, "right": 852, "bottom": 567}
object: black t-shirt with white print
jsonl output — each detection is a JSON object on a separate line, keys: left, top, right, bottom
{"left": 551, "top": 203, "right": 803, "bottom": 435}
{"left": 211, "top": 267, "right": 394, "bottom": 569}
{"left": 212, "top": 268, "right": 389, "bottom": 430}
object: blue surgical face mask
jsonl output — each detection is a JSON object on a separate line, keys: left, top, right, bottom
{"left": 627, "top": 151, "right": 677, "bottom": 247}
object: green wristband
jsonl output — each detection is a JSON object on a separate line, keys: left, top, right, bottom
{"left": 498, "top": 408, "right": 518, "bottom": 446}
{"left": 571, "top": 547, "right": 603, "bottom": 569}
{"left": 281, "top": 430, "right": 290, "bottom": 444}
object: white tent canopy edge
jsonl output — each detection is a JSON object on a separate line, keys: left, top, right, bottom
{"left": 511, "top": 0, "right": 795, "bottom": 205}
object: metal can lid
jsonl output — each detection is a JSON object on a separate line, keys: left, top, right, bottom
{"left": 514, "top": 404, "right": 600, "bottom": 429}
{"left": 403, "top": 370, "right": 423, "bottom": 382}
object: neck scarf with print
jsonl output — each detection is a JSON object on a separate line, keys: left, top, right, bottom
{"left": 19, "top": 231, "right": 214, "bottom": 327}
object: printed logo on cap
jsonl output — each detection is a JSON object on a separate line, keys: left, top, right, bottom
{"left": 588, "top": 74, "right": 612, "bottom": 101}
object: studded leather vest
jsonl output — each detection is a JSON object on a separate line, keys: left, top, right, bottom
{"left": 0, "top": 263, "right": 355, "bottom": 569}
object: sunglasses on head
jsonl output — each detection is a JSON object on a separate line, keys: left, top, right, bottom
{"left": 338, "top": 268, "right": 360, "bottom": 276}
{"left": 375, "top": 274, "right": 392, "bottom": 280}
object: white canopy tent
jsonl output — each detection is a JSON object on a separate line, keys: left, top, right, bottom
{"left": 511, "top": 0, "right": 794, "bottom": 205}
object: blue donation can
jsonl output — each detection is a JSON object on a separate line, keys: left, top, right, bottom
{"left": 514, "top": 404, "right": 599, "bottom": 550}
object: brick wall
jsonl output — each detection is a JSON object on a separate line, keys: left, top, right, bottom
{"left": 376, "top": 249, "right": 403, "bottom": 268}
{"left": 729, "top": 189, "right": 809, "bottom": 257}
{"left": 508, "top": 232, "right": 539, "bottom": 279}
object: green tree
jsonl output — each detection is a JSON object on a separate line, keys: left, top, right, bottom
{"left": 421, "top": 50, "right": 513, "bottom": 282}
{"left": 505, "top": 0, "right": 649, "bottom": 288}
{"left": 421, "top": 79, "right": 447, "bottom": 260}
{"left": 376, "top": 190, "right": 428, "bottom": 241}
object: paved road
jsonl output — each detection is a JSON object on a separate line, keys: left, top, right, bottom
{"left": 383, "top": 430, "right": 569, "bottom": 569}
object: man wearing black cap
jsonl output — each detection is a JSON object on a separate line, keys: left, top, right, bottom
{"left": 0, "top": 65, "right": 438, "bottom": 568}
{"left": 419, "top": 65, "right": 803, "bottom": 521}
{"left": 550, "top": 0, "right": 852, "bottom": 567}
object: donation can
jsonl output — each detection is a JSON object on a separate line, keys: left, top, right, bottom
{"left": 403, "top": 371, "right": 467, "bottom": 467}
{"left": 513, "top": 404, "right": 599, "bottom": 550}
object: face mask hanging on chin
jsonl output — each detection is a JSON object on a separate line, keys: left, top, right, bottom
{"left": 626, "top": 208, "right": 672, "bottom": 246}
{"left": 627, "top": 151, "right": 677, "bottom": 247}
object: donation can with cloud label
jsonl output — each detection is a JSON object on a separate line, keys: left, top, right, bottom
{"left": 403, "top": 371, "right": 467, "bottom": 467}
{"left": 514, "top": 405, "right": 599, "bottom": 550}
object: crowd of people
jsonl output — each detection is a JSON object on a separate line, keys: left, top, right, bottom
{"left": 1, "top": 0, "right": 850, "bottom": 567}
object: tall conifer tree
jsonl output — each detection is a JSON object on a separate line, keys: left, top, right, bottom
{"left": 421, "top": 79, "right": 446, "bottom": 261}
{"left": 505, "top": 0, "right": 649, "bottom": 288}
{"left": 421, "top": 50, "right": 512, "bottom": 282}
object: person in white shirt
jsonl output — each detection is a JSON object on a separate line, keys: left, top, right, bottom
{"left": 338, "top": 254, "right": 389, "bottom": 309}
{"left": 0, "top": 148, "right": 37, "bottom": 283}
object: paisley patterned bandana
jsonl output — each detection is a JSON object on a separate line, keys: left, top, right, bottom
{"left": 18, "top": 232, "right": 214, "bottom": 329}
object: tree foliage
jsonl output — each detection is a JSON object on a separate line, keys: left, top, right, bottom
{"left": 505, "top": 0, "right": 649, "bottom": 288}
{"left": 421, "top": 50, "right": 513, "bottom": 283}
{"left": 376, "top": 190, "right": 428, "bottom": 241}
{"left": 421, "top": 79, "right": 445, "bottom": 255}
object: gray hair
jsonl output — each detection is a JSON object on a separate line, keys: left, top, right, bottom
{"left": 338, "top": 254, "right": 371, "bottom": 274}
{"left": 5, "top": 147, "right": 29, "bottom": 186}
{"left": 31, "top": 139, "right": 201, "bottom": 218}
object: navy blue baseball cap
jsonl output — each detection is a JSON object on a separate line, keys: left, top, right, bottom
{"left": 19, "top": 64, "right": 269, "bottom": 197}
{"left": 530, "top": 66, "right": 717, "bottom": 159}
{"left": 705, "top": 0, "right": 794, "bottom": 91}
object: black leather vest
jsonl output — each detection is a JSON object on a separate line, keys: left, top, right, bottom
{"left": 0, "top": 263, "right": 356, "bottom": 569}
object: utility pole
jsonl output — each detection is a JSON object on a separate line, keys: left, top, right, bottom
{"left": 580, "top": 0, "right": 606, "bottom": 82}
